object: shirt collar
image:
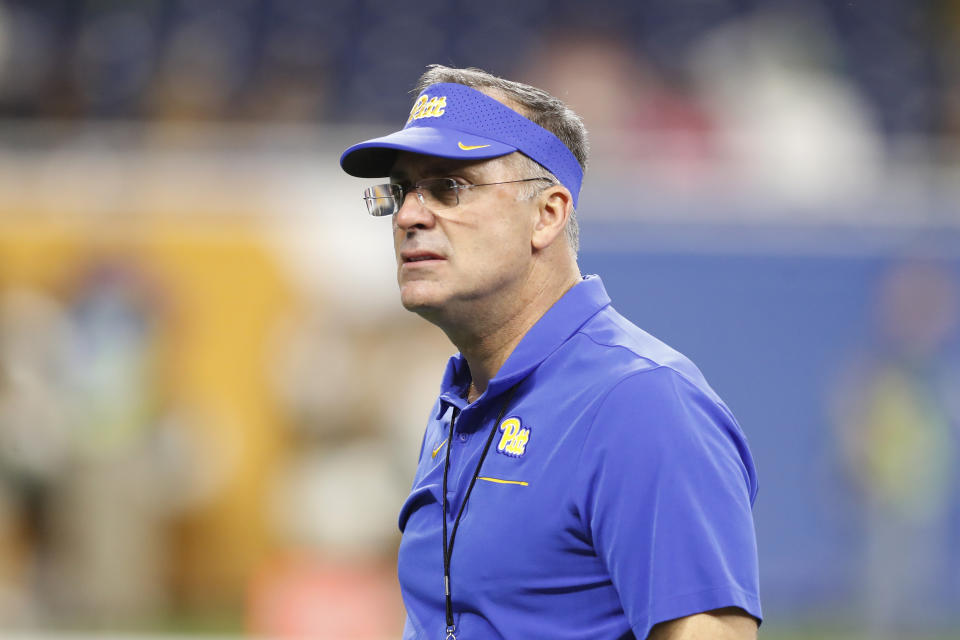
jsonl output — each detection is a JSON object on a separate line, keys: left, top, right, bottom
{"left": 435, "top": 275, "right": 611, "bottom": 417}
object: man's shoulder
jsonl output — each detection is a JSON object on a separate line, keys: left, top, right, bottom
{"left": 568, "top": 304, "right": 720, "bottom": 404}
{"left": 565, "top": 307, "right": 757, "bottom": 500}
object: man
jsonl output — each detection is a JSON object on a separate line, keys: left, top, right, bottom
{"left": 339, "top": 65, "right": 761, "bottom": 640}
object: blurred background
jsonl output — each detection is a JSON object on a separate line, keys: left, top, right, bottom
{"left": 0, "top": 0, "right": 957, "bottom": 638}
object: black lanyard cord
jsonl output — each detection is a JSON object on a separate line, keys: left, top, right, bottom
{"left": 441, "top": 384, "right": 520, "bottom": 638}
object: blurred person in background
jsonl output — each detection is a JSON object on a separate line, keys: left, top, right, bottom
{"left": 0, "top": 258, "right": 202, "bottom": 628}
{"left": 0, "top": 287, "right": 73, "bottom": 626}
{"left": 833, "top": 260, "right": 960, "bottom": 637}
{"left": 339, "top": 65, "right": 761, "bottom": 640}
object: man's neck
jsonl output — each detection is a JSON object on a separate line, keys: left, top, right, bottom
{"left": 449, "top": 270, "right": 581, "bottom": 403}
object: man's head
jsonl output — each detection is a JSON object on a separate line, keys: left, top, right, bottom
{"left": 409, "top": 65, "right": 589, "bottom": 252}
{"left": 340, "top": 66, "right": 588, "bottom": 329}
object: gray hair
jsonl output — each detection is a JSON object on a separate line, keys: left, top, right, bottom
{"left": 414, "top": 65, "right": 587, "bottom": 254}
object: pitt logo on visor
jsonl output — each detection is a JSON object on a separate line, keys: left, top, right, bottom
{"left": 407, "top": 94, "right": 446, "bottom": 123}
{"left": 497, "top": 417, "right": 530, "bottom": 457}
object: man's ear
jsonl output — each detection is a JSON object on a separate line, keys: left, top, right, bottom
{"left": 531, "top": 186, "right": 572, "bottom": 251}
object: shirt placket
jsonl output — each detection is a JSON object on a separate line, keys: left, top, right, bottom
{"left": 444, "top": 405, "right": 482, "bottom": 521}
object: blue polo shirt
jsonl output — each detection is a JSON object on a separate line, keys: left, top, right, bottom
{"left": 397, "top": 276, "right": 761, "bottom": 639}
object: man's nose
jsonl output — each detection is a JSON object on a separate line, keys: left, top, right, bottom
{"left": 394, "top": 190, "right": 434, "bottom": 231}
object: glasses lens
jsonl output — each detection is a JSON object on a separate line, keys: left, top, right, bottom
{"left": 417, "top": 179, "right": 459, "bottom": 210}
{"left": 363, "top": 184, "right": 401, "bottom": 216}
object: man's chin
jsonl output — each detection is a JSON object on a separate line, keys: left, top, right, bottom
{"left": 399, "top": 285, "right": 446, "bottom": 316}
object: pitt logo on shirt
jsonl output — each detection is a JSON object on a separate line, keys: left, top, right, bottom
{"left": 497, "top": 417, "right": 530, "bottom": 457}
{"left": 407, "top": 94, "right": 446, "bottom": 123}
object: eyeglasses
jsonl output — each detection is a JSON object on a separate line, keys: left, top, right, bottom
{"left": 361, "top": 177, "right": 555, "bottom": 217}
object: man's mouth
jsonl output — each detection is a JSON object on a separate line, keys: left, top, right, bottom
{"left": 402, "top": 251, "right": 445, "bottom": 263}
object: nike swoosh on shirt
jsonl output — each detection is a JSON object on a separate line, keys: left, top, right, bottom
{"left": 432, "top": 438, "right": 448, "bottom": 458}
{"left": 458, "top": 142, "right": 492, "bottom": 151}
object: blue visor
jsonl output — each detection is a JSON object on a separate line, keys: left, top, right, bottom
{"left": 340, "top": 83, "right": 584, "bottom": 207}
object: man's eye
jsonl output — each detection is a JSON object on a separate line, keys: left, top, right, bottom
{"left": 428, "top": 183, "right": 458, "bottom": 206}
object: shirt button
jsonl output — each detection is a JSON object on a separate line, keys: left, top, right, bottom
{"left": 458, "top": 433, "right": 468, "bottom": 442}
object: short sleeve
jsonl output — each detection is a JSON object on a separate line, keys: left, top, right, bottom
{"left": 573, "top": 366, "right": 762, "bottom": 638}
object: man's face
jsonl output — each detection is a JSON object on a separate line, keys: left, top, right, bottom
{"left": 389, "top": 151, "right": 538, "bottom": 323}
